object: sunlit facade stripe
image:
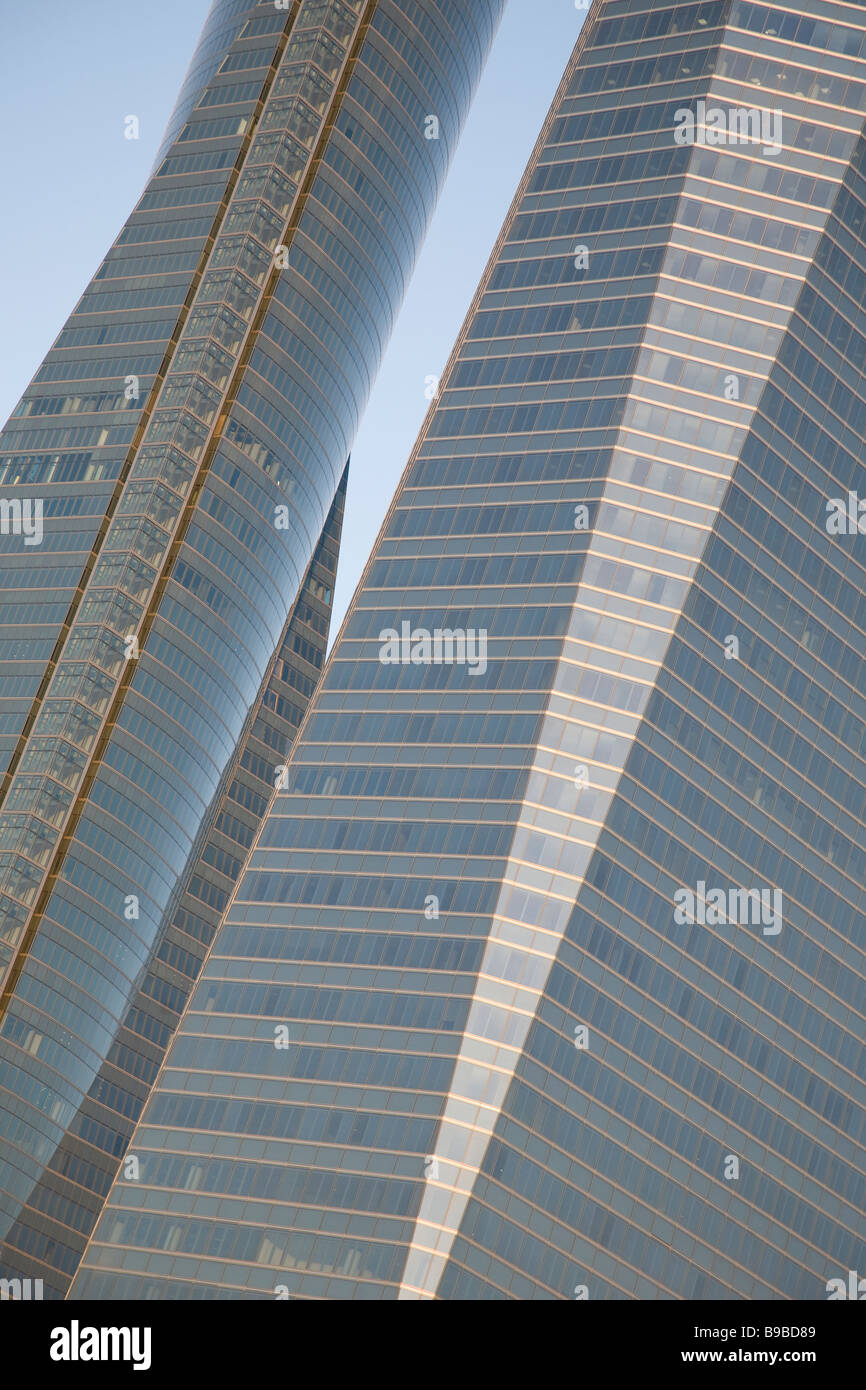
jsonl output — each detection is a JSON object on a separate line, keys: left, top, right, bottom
{"left": 0, "top": 0, "right": 503, "bottom": 1293}
{"left": 73, "top": 0, "right": 866, "bottom": 1300}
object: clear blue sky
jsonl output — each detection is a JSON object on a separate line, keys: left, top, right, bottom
{"left": 0, "top": 0, "right": 585, "bottom": 635}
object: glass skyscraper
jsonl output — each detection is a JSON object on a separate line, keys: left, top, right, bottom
{"left": 71, "top": 0, "right": 866, "bottom": 1301}
{"left": 0, "top": 0, "right": 503, "bottom": 1296}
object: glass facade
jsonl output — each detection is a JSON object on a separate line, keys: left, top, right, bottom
{"left": 72, "top": 0, "right": 866, "bottom": 1301}
{"left": 0, "top": 469, "right": 347, "bottom": 1296}
{"left": 0, "top": 0, "right": 504, "bottom": 1295}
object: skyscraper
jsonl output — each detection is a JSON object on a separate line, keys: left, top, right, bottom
{"left": 72, "top": 0, "right": 866, "bottom": 1301}
{"left": 0, "top": 0, "right": 503, "bottom": 1295}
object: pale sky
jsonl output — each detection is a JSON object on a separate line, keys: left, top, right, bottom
{"left": 0, "top": 0, "right": 585, "bottom": 635}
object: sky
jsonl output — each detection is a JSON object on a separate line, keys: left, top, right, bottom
{"left": 0, "top": 0, "right": 585, "bottom": 636}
